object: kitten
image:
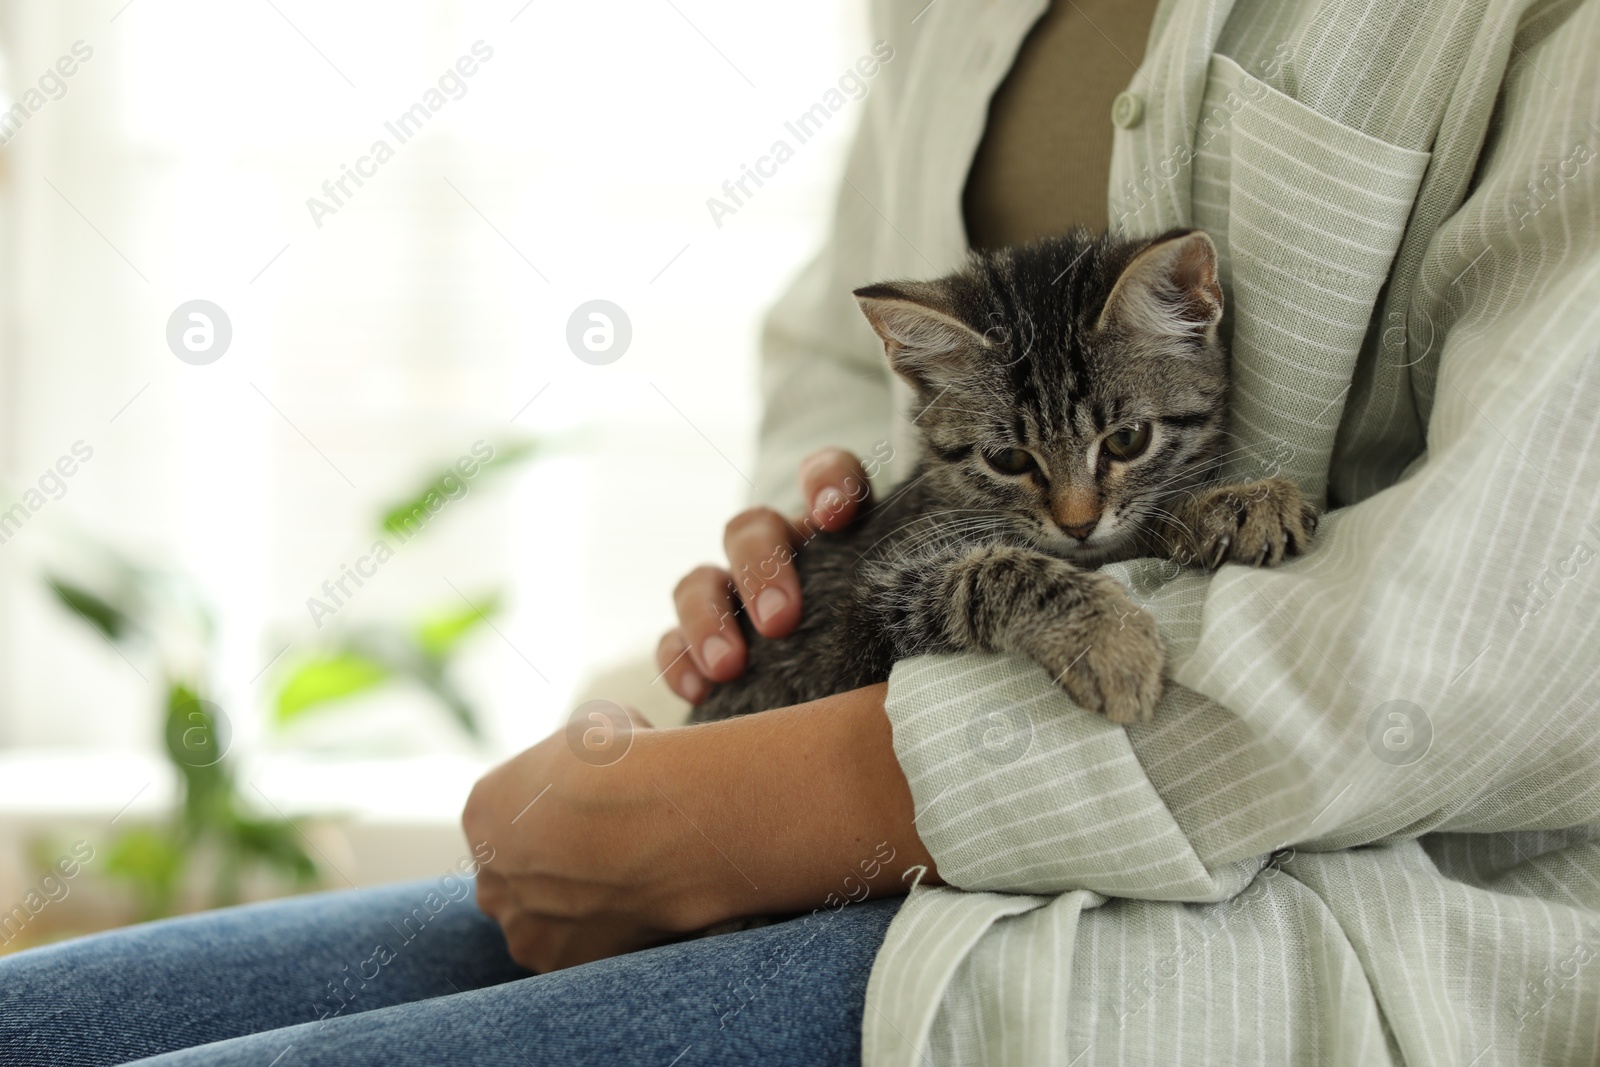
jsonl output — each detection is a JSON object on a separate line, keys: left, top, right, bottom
{"left": 692, "top": 228, "right": 1317, "bottom": 726}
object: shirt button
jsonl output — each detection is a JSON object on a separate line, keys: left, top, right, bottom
{"left": 1111, "top": 91, "right": 1145, "bottom": 129}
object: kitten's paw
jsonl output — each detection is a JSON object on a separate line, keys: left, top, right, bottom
{"left": 1032, "top": 575, "right": 1165, "bottom": 724}
{"left": 1186, "top": 478, "right": 1318, "bottom": 570}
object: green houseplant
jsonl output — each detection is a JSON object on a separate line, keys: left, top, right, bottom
{"left": 42, "top": 438, "right": 536, "bottom": 918}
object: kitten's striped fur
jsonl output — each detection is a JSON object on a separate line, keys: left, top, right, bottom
{"left": 693, "top": 229, "right": 1317, "bottom": 725}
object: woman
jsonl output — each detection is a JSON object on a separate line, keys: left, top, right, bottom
{"left": 5, "top": 0, "right": 1600, "bottom": 1063}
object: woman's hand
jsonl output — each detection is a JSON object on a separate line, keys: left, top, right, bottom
{"left": 657, "top": 447, "right": 871, "bottom": 704}
{"left": 463, "top": 684, "right": 940, "bottom": 973}
{"left": 463, "top": 706, "right": 707, "bottom": 972}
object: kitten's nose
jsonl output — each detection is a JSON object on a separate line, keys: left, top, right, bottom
{"left": 1052, "top": 486, "right": 1101, "bottom": 540}
{"left": 1062, "top": 520, "right": 1098, "bottom": 541}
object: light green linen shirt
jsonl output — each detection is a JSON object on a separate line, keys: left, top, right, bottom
{"left": 753, "top": 0, "right": 1600, "bottom": 1063}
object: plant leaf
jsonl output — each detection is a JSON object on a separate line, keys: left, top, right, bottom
{"left": 274, "top": 653, "right": 390, "bottom": 725}
{"left": 231, "top": 817, "right": 319, "bottom": 884}
{"left": 45, "top": 575, "right": 135, "bottom": 643}
{"left": 378, "top": 439, "right": 538, "bottom": 537}
{"left": 163, "top": 682, "right": 232, "bottom": 777}
{"left": 415, "top": 591, "right": 501, "bottom": 659}
{"left": 104, "top": 827, "right": 185, "bottom": 919}
{"left": 479, "top": 438, "right": 540, "bottom": 471}
{"left": 105, "top": 828, "right": 184, "bottom": 882}
{"left": 163, "top": 684, "right": 234, "bottom": 838}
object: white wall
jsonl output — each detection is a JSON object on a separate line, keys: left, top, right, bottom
{"left": 0, "top": 0, "right": 868, "bottom": 794}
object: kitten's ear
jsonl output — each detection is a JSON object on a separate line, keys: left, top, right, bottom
{"left": 854, "top": 281, "right": 989, "bottom": 391}
{"left": 1096, "top": 229, "right": 1223, "bottom": 347}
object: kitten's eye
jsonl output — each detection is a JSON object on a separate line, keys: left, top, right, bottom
{"left": 983, "top": 448, "right": 1037, "bottom": 476}
{"left": 1103, "top": 422, "right": 1152, "bottom": 460}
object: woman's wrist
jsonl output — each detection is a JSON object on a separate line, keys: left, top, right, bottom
{"left": 628, "top": 683, "right": 942, "bottom": 932}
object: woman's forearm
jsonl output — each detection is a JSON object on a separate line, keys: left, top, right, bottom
{"left": 463, "top": 683, "right": 942, "bottom": 971}
{"left": 638, "top": 683, "right": 943, "bottom": 928}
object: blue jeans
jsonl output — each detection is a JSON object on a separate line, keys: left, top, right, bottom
{"left": 0, "top": 880, "right": 901, "bottom": 1066}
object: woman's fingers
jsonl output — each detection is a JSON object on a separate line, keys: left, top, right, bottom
{"left": 656, "top": 628, "right": 708, "bottom": 704}
{"left": 799, "top": 447, "right": 872, "bottom": 533}
{"left": 474, "top": 867, "right": 512, "bottom": 920}
{"left": 671, "top": 565, "right": 746, "bottom": 684}
{"left": 659, "top": 448, "right": 871, "bottom": 698}
{"left": 723, "top": 506, "right": 803, "bottom": 638}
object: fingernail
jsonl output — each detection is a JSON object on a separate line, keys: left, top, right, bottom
{"left": 682, "top": 672, "right": 708, "bottom": 704}
{"left": 702, "top": 635, "right": 733, "bottom": 672}
{"left": 813, "top": 486, "right": 847, "bottom": 521}
{"left": 754, "top": 586, "right": 789, "bottom": 626}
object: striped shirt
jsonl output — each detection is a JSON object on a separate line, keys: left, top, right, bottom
{"left": 753, "top": 0, "right": 1600, "bottom": 1063}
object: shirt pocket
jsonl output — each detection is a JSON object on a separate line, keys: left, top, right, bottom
{"left": 1191, "top": 53, "right": 1431, "bottom": 502}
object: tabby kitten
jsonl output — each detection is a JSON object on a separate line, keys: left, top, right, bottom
{"left": 692, "top": 228, "right": 1317, "bottom": 725}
